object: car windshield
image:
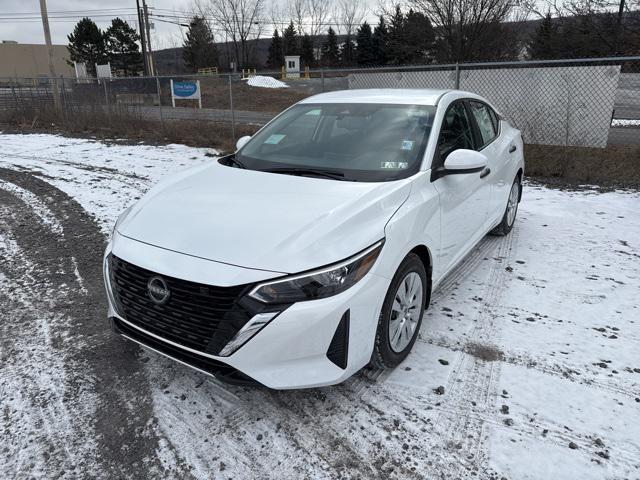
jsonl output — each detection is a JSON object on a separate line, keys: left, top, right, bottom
{"left": 236, "top": 103, "right": 436, "bottom": 182}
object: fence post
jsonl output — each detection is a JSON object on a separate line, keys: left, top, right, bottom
{"left": 156, "top": 76, "right": 165, "bottom": 136}
{"left": 228, "top": 73, "right": 236, "bottom": 141}
{"left": 59, "top": 76, "right": 66, "bottom": 125}
{"left": 103, "top": 80, "right": 110, "bottom": 122}
{"left": 454, "top": 62, "right": 460, "bottom": 89}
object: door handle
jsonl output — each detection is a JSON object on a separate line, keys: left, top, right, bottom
{"left": 480, "top": 167, "right": 491, "bottom": 179}
{"left": 509, "top": 145, "right": 517, "bottom": 153}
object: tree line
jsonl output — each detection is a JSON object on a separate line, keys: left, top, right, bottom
{"left": 67, "top": 18, "right": 142, "bottom": 76}
{"left": 67, "top": 0, "right": 639, "bottom": 76}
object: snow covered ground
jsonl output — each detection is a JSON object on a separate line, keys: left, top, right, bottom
{"left": 0, "top": 132, "right": 638, "bottom": 479}
{"left": 244, "top": 75, "right": 290, "bottom": 89}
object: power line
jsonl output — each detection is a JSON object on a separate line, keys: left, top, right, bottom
{"left": 1, "top": 8, "right": 138, "bottom": 15}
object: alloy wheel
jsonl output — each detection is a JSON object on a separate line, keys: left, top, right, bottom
{"left": 507, "top": 181, "right": 520, "bottom": 227}
{"left": 389, "top": 272, "right": 423, "bottom": 353}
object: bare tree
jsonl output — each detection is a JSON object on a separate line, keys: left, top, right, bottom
{"left": 333, "top": 0, "right": 367, "bottom": 36}
{"left": 308, "top": 0, "right": 334, "bottom": 38}
{"left": 524, "top": 0, "right": 640, "bottom": 56}
{"left": 199, "top": 0, "right": 265, "bottom": 68}
{"left": 409, "top": 0, "right": 523, "bottom": 61}
{"left": 288, "top": 0, "right": 308, "bottom": 33}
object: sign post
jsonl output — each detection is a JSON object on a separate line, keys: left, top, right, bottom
{"left": 170, "top": 79, "right": 202, "bottom": 108}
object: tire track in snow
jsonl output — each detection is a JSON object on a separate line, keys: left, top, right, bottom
{"left": 424, "top": 227, "right": 520, "bottom": 477}
{"left": 422, "top": 334, "right": 639, "bottom": 401}
{"left": 0, "top": 170, "right": 183, "bottom": 479}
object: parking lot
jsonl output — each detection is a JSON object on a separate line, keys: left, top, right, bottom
{"left": 0, "top": 133, "right": 638, "bottom": 479}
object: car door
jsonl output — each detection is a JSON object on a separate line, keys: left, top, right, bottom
{"left": 467, "top": 100, "right": 514, "bottom": 227}
{"left": 432, "top": 100, "right": 491, "bottom": 277}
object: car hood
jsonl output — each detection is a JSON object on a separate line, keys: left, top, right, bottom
{"left": 117, "top": 160, "right": 412, "bottom": 274}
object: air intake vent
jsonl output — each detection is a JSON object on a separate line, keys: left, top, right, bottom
{"left": 326, "top": 310, "right": 350, "bottom": 369}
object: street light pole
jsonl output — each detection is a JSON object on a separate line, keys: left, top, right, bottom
{"left": 39, "top": 0, "right": 61, "bottom": 112}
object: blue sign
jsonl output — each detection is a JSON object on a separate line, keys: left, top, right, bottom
{"left": 172, "top": 81, "right": 198, "bottom": 98}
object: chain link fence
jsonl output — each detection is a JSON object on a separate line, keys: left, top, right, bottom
{"left": 1, "top": 56, "right": 639, "bottom": 152}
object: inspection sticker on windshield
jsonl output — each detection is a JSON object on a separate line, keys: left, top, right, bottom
{"left": 265, "top": 134, "right": 286, "bottom": 145}
{"left": 401, "top": 140, "right": 414, "bottom": 150}
{"left": 381, "top": 161, "right": 409, "bottom": 169}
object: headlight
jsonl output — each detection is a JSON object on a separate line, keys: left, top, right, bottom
{"left": 248, "top": 240, "right": 384, "bottom": 304}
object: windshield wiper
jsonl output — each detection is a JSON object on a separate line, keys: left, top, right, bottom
{"left": 260, "top": 167, "right": 347, "bottom": 181}
{"left": 227, "top": 155, "right": 247, "bottom": 169}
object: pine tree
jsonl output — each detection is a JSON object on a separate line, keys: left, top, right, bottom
{"left": 182, "top": 16, "right": 218, "bottom": 72}
{"left": 356, "top": 22, "right": 375, "bottom": 66}
{"left": 301, "top": 34, "right": 315, "bottom": 67}
{"left": 321, "top": 27, "right": 339, "bottom": 67}
{"left": 67, "top": 18, "right": 107, "bottom": 77}
{"left": 267, "top": 29, "right": 283, "bottom": 68}
{"left": 283, "top": 21, "right": 299, "bottom": 57}
{"left": 403, "top": 10, "right": 435, "bottom": 64}
{"left": 529, "top": 13, "right": 559, "bottom": 59}
{"left": 372, "top": 16, "right": 388, "bottom": 65}
{"left": 386, "top": 5, "right": 406, "bottom": 65}
{"left": 104, "top": 18, "right": 142, "bottom": 76}
{"left": 340, "top": 37, "right": 356, "bottom": 66}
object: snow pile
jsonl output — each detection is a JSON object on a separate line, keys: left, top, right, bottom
{"left": 611, "top": 118, "right": 640, "bottom": 127}
{"left": 244, "top": 75, "right": 289, "bottom": 89}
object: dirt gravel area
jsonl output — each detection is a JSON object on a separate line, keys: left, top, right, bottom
{"left": 0, "top": 133, "right": 639, "bottom": 479}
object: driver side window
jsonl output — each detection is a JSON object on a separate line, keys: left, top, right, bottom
{"left": 436, "top": 102, "right": 475, "bottom": 166}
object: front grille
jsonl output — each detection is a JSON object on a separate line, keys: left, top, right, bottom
{"left": 108, "top": 254, "right": 254, "bottom": 356}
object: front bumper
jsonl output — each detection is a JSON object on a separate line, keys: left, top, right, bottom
{"left": 105, "top": 233, "right": 390, "bottom": 389}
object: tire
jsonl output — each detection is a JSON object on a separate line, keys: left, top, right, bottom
{"left": 490, "top": 176, "right": 521, "bottom": 236}
{"left": 370, "top": 253, "right": 427, "bottom": 369}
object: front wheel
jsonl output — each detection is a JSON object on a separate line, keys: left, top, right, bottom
{"left": 490, "top": 176, "right": 521, "bottom": 236}
{"left": 370, "top": 253, "right": 427, "bottom": 369}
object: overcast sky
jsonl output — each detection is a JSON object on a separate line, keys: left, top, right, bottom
{"left": 0, "top": 0, "right": 381, "bottom": 50}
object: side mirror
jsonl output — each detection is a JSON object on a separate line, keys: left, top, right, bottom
{"left": 236, "top": 135, "right": 251, "bottom": 151}
{"left": 435, "top": 149, "right": 487, "bottom": 179}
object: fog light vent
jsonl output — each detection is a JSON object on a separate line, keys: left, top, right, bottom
{"left": 326, "top": 310, "right": 350, "bottom": 370}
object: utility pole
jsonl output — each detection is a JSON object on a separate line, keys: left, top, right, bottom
{"left": 143, "top": 0, "right": 155, "bottom": 76}
{"left": 39, "top": 0, "right": 61, "bottom": 111}
{"left": 136, "top": 0, "right": 149, "bottom": 75}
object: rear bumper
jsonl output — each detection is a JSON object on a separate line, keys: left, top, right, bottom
{"left": 105, "top": 233, "right": 390, "bottom": 389}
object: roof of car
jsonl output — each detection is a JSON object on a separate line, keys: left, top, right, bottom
{"left": 299, "top": 89, "right": 456, "bottom": 106}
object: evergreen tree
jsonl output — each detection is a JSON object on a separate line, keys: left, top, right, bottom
{"left": 300, "top": 34, "right": 315, "bottom": 67}
{"left": 321, "top": 27, "right": 339, "bottom": 66}
{"left": 182, "top": 16, "right": 218, "bottom": 72}
{"left": 529, "top": 13, "right": 560, "bottom": 59}
{"left": 104, "top": 18, "right": 142, "bottom": 76}
{"left": 372, "top": 16, "right": 388, "bottom": 65}
{"left": 67, "top": 18, "right": 107, "bottom": 77}
{"left": 283, "top": 21, "right": 299, "bottom": 56}
{"left": 403, "top": 10, "right": 435, "bottom": 64}
{"left": 356, "top": 22, "right": 375, "bottom": 66}
{"left": 267, "top": 29, "right": 283, "bottom": 68}
{"left": 386, "top": 5, "right": 406, "bottom": 65}
{"left": 340, "top": 37, "right": 356, "bottom": 66}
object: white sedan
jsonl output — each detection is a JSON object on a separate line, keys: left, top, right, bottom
{"left": 103, "top": 89, "right": 524, "bottom": 389}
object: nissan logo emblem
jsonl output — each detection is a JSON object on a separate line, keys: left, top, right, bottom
{"left": 148, "top": 276, "right": 170, "bottom": 304}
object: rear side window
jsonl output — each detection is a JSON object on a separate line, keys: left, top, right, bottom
{"left": 469, "top": 101, "right": 498, "bottom": 147}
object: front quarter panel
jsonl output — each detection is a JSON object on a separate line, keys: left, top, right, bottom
{"left": 376, "top": 171, "right": 441, "bottom": 282}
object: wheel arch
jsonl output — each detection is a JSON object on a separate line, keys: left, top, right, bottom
{"left": 408, "top": 244, "right": 433, "bottom": 307}
{"left": 516, "top": 167, "right": 524, "bottom": 202}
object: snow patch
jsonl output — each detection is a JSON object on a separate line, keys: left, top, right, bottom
{"left": 611, "top": 118, "right": 640, "bottom": 127}
{"left": 244, "top": 75, "right": 289, "bottom": 89}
